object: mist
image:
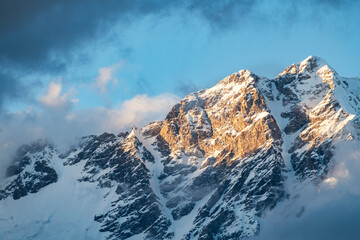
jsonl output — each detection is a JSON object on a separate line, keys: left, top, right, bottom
{"left": 0, "top": 91, "right": 179, "bottom": 182}
{"left": 251, "top": 140, "right": 360, "bottom": 240}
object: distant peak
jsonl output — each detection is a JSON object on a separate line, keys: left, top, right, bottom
{"left": 128, "top": 126, "right": 138, "bottom": 137}
{"left": 278, "top": 56, "right": 334, "bottom": 77}
{"left": 299, "top": 56, "right": 328, "bottom": 72}
{"left": 301, "top": 55, "right": 322, "bottom": 63}
{"left": 238, "top": 69, "right": 252, "bottom": 77}
{"left": 217, "top": 69, "right": 258, "bottom": 86}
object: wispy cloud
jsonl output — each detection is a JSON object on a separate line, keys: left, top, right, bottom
{"left": 95, "top": 63, "right": 122, "bottom": 95}
{"left": 251, "top": 140, "right": 360, "bottom": 240}
{"left": 39, "top": 79, "right": 78, "bottom": 110}
{"left": 94, "top": 62, "right": 122, "bottom": 107}
{"left": 101, "top": 93, "right": 180, "bottom": 130}
{"left": 0, "top": 89, "right": 179, "bottom": 180}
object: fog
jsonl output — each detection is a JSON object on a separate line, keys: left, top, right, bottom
{"left": 252, "top": 140, "right": 360, "bottom": 240}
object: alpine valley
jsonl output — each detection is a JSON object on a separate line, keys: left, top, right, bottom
{"left": 1, "top": 56, "right": 359, "bottom": 239}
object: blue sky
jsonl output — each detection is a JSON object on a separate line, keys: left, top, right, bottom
{"left": 58, "top": 1, "right": 360, "bottom": 110}
{"left": 0, "top": 0, "right": 360, "bottom": 149}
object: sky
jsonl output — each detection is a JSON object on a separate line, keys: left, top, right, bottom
{"left": 0, "top": 0, "right": 360, "bottom": 152}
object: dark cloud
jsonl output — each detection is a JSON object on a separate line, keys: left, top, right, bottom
{"left": 1, "top": 0, "right": 355, "bottom": 71}
{"left": 0, "top": 73, "right": 21, "bottom": 108}
{"left": 0, "top": 0, "right": 178, "bottom": 110}
{"left": 0, "top": 71, "right": 35, "bottom": 111}
{"left": 0, "top": 0, "right": 177, "bottom": 71}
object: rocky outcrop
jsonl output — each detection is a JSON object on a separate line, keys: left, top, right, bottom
{"left": 161, "top": 70, "right": 282, "bottom": 161}
{"left": 157, "top": 70, "right": 286, "bottom": 239}
{"left": 271, "top": 56, "right": 358, "bottom": 181}
{"left": 0, "top": 140, "right": 58, "bottom": 200}
{"left": 67, "top": 129, "right": 173, "bottom": 239}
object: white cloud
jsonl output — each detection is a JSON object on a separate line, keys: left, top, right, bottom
{"left": 37, "top": 92, "right": 179, "bottom": 144}
{"left": 105, "top": 93, "right": 180, "bottom": 130}
{"left": 0, "top": 92, "right": 179, "bottom": 181}
{"left": 70, "top": 93, "right": 180, "bottom": 135}
{"left": 251, "top": 140, "right": 360, "bottom": 240}
{"left": 323, "top": 177, "right": 338, "bottom": 189}
{"left": 95, "top": 63, "right": 122, "bottom": 95}
{"left": 39, "top": 80, "right": 77, "bottom": 109}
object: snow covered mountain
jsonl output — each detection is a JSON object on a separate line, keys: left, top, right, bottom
{"left": 1, "top": 56, "right": 359, "bottom": 239}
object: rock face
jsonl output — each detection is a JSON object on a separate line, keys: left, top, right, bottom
{"left": 0, "top": 140, "right": 58, "bottom": 200}
{"left": 158, "top": 70, "right": 285, "bottom": 239}
{"left": 1, "top": 56, "right": 359, "bottom": 240}
{"left": 160, "top": 70, "right": 281, "bottom": 160}
{"left": 271, "top": 56, "right": 359, "bottom": 181}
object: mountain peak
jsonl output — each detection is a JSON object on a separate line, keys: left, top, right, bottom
{"left": 300, "top": 55, "right": 323, "bottom": 64}
{"left": 299, "top": 55, "right": 328, "bottom": 73}
{"left": 217, "top": 69, "right": 258, "bottom": 87}
{"left": 278, "top": 56, "right": 334, "bottom": 78}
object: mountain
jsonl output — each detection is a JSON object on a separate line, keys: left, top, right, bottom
{"left": 1, "top": 56, "right": 359, "bottom": 239}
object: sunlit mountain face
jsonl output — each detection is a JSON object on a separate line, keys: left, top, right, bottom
{"left": 1, "top": 56, "right": 360, "bottom": 240}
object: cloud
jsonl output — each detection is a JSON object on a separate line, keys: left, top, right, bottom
{"left": 0, "top": 0, "right": 178, "bottom": 72}
{"left": 0, "top": 91, "right": 179, "bottom": 180}
{"left": 251, "top": 140, "right": 360, "bottom": 240}
{"left": 1, "top": 0, "right": 356, "bottom": 72}
{"left": 104, "top": 93, "right": 180, "bottom": 129}
{"left": 68, "top": 93, "right": 180, "bottom": 137}
{"left": 252, "top": 193, "right": 360, "bottom": 240}
{"left": 0, "top": 71, "right": 34, "bottom": 112}
{"left": 94, "top": 62, "right": 122, "bottom": 104}
{"left": 39, "top": 80, "right": 77, "bottom": 110}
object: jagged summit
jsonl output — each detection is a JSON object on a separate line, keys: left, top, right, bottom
{"left": 277, "top": 55, "right": 336, "bottom": 78}
{"left": 1, "top": 57, "right": 359, "bottom": 240}
{"left": 299, "top": 55, "right": 328, "bottom": 70}
{"left": 217, "top": 69, "right": 257, "bottom": 85}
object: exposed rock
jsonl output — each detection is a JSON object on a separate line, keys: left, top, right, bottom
{"left": 0, "top": 140, "right": 58, "bottom": 200}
